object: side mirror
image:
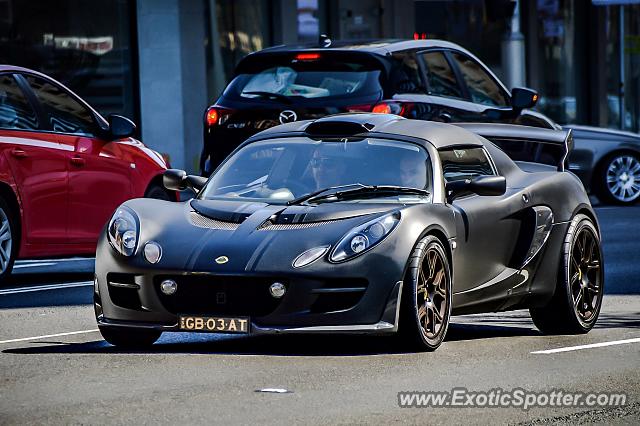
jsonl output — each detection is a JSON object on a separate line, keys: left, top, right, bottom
{"left": 163, "top": 169, "right": 208, "bottom": 193}
{"left": 446, "top": 175, "right": 506, "bottom": 202}
{"left": 511, "top": 87, "right": 539, "bottom": 111}
{"left": 108, "top": 114, "right": 136, "bottom": 139}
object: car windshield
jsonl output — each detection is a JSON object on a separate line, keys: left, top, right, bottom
{"left": 200, "top": 138, "right": 432, "bottom": 204}
{"left": 225, "top": 54, "right": 384, "bottom": 100}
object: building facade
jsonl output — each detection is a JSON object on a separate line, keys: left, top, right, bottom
{"left": 1, "top": 0, "right": 638, "bottom": 171}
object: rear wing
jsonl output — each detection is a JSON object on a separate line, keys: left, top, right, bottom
{"left": 455, "top": 123, "right": 573, "bottom": 172}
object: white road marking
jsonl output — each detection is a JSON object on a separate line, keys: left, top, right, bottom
{"left": 13, "top": 262, "right": 57, "bottom": 269}
{"left": 0, "top": 329, "right": 99, "bottom": 345}
{"left": 0, "top": 281, "right": 93, "bottom": 295}
{"left": 256, "top": 388, "right": 292, "bottom": 393}
{"left": 532, "top": 337, "right": 640, "bottom": 354}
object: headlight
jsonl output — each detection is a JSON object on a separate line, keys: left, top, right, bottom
{"left": 107, "top": 207, "right": 139, "bottom": 257}
{"left": 330, "top": 212, "right": 400, "bottom": 262}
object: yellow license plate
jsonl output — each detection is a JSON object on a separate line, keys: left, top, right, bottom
{"left": 178, "top": 315, "right": 250, "bottom": 333}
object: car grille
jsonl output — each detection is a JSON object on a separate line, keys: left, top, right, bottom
{"left": 154, "top": 275, "right": 284, "bottom": 317}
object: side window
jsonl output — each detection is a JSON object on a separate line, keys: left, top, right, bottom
{"left": 420, "top": 51, "right": 464, "bottom": 99}
{"left": 389, "top": 51, "right": 426, "bottom": 94}
{"left": 23, "top": 75, "right": 96, "bottom": 136}
{"left": 0, "top": 75, "right": 38, "bottom": 130}
{"left": 450, "top": 53, "right": 509, "bottom": 107}
{"left": 439, "top": 147, "right": 495, "bottom": 182}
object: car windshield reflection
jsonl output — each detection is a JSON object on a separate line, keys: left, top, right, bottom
{"left": 199, "top": 138, "right": 432, "bottom": 204}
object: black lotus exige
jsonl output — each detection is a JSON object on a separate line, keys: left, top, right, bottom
{"left": 95, "top": 114, "right": 604, "bottom": 351}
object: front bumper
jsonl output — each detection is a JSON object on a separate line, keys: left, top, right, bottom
{"left": 95, "top": 235, "right": 406, "bottom": 335}
{"left": 97, "top": 279, "right": 402, "bottom": 335}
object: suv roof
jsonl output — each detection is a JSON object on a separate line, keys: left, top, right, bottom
{"left": 243, "top": 113, "right": 486, "bottom": 150}
{"left": 253, "top": 39, "right": 476, "bottom": 58}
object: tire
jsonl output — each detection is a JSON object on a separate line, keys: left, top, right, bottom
{"left": 99, "top": 326, "right": 161, "bottom": 348}
{"left": 0, "top": 196, "right": 18, "bottom": 285}
{"left": 398, "top": 235, "right": 452, "bottom": 351}
{"left": 530, "top": 214, "right": 604, "bottom": 334}
{"left": 594, "top": 152, "right": 640, "bottom": 205}
{"left": 145, "top": 184, "right": 172, "bottom": 201}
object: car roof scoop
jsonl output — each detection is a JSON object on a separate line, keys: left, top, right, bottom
{"left": 304, "top": 114, "right": 404, "bottom": 138}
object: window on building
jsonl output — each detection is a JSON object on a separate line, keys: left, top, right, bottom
{"left": 0, "top": 75, "right": 38, "bottom": 130}
{"left": 0, "top": 0, "right": 137, "bottom": 121}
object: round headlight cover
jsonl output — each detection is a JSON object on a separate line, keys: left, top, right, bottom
{"left": 330, "top": 212, "right": 400, "bottom": 262}
{"left": 107, "top": 207, "right": 139, "bottom": 257}
{"left": 144, "top": 241, "right": 162, "bottom": 264}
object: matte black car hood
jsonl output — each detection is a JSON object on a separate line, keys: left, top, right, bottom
{"left": 121, "top": 198, "right": 400, "bottom": 273}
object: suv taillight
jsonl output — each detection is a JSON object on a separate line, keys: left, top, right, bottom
{"left": 346, "top": 104, "right": 373, "bottom": 113}
{"left": 204, "top": 106, "right": 233, "bottom": 127}
{"left": 372, "top": 101, "right": 415, "bottom": 117}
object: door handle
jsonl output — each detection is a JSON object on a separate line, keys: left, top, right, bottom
{"left": 10, "top": 148, "right": 27, "bottom": 159}
{"left": 70, "top": 156, "right": 86, "bottom": 167}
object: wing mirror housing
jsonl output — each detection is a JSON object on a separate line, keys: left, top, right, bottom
{"left": 511, "top": 87, "right": 539, "bottom": 111}
{"left": 446, "top": 175, "right": 507, "bottom": 203}
{"left": 108, "top": 114, "right": 136, "bottom": 139}
{"left": 163, "top": 169, "right": 208, "bottom": 193}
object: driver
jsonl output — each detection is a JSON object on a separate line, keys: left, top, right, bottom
{"left": 310, "top": 146, "right": 348, "bottom": 190}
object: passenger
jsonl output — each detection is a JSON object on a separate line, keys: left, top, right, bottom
{"left": 399, "top": 152, "right": 427, "bottom": 189}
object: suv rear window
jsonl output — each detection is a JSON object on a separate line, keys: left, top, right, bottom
{"left": 225, "top": 53, "right": 384, "bottom": 100}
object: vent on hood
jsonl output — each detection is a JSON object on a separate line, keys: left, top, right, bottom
{"left": 189, "top": 211, "right": 240, "bottom": 230}
{"left": 257, "top": 218, "right": 341, "bottom": 231}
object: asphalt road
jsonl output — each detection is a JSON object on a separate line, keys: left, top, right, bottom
{"left": 1, "top": 206, "right": 639, "bottom": 425}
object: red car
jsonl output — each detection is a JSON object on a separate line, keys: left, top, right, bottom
{"left": 0, "top": 66, "right": 172, "bottom": 282}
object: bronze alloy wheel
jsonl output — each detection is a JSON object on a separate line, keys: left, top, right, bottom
{"left": 530, "top": 214, "right": 604, "bottom": 334}
{"left": 416, "top": 247, "right": 448, "bottom": 340}
{"left": 569, "top": 225, "right": 602, "bottom": 325}
{"left": 400, "top": 235, "right": 452, "bottom": 351}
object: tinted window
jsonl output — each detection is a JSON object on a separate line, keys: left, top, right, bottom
{"left": 389, "top": 51, "right": 426, "bottom": 94}
{"left": 440, "top": 147, "right": 495, "bottom": 182}
{"left": 450, "top": 53, "right": 509, "bottom": 107}
{"left": 421, "top": 51, "right": 463, "bottom": 99}
{"left": 227, "top": 55, "right": 383, "bottom": 101}
{"left": 0, "top": 75, "right": 38, "bottom": 130}
{"left": 24, "top": 75, "right": 96, "bottom": 136}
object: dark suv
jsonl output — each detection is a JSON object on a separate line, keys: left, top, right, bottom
{"left": 202, "top": 39, "right": 640, "bottom": 206}
{"left": 201, "top": 39, "right": 546, "bottom": 175}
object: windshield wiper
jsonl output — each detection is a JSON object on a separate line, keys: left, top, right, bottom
{"left": 287, "top": 183, "right": 369, "bottom": 206}
{"left": 289, "top": 185, "right": 430, "bottom": 205}
{"left": 242, "top": 91, "right": 293, "bottom": 104}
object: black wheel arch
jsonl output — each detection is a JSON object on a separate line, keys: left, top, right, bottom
{"left": 402, "top": 224, "right": 454, "bottom": 283}
{"left": 144, "top": 173, "right": 175, "bottom": 200}
{"left": 570, "top": 203, "right": 600, "bottom": 238}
